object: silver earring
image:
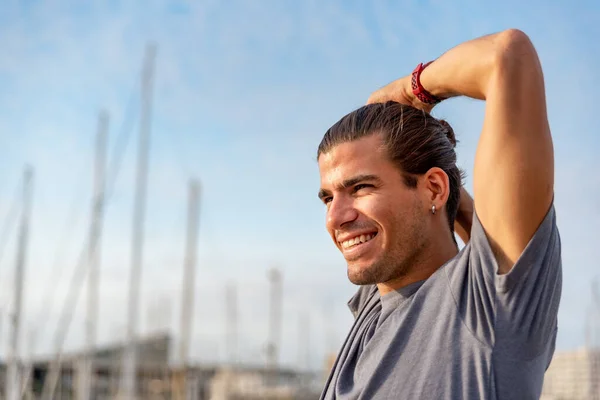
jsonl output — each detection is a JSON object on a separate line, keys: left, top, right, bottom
{"left": 431, "top": 205, "right": 436, "bottom": 215}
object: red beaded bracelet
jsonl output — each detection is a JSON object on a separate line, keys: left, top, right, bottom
{"left": 411, "top": 61, "right": 444, "bottom": 105}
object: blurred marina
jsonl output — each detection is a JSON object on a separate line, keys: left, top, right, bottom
{"left": 0, "top": 44, "right": 330, "bottom": 400}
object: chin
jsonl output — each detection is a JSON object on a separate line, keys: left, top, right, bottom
{"left": 347, "top": 262, "right": 379, "bottom": 286}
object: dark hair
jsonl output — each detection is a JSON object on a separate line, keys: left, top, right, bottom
{"left": 317, "top": 101, "right": 464, "bottom": 232}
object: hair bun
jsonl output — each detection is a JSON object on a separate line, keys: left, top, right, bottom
{"left": 438, "top": 119, "right": 457, "bottom": 147}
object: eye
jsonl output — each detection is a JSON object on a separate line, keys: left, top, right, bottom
{"left": 353, "top": 183, "right": 373, "bottom": 193}
{"left": 323, "top": 197, "right": 333, "bottom": 205}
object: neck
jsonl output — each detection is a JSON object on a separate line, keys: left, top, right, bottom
{"left": 377, "top": 231, "right": 458, "bottom": 296}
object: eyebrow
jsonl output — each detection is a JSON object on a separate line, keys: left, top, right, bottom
{"left": 318, "top": 174, "right": 382, "bottom": 200}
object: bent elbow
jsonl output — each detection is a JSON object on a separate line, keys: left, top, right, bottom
{"left": 499, "top": 29, "right": 533, "bottom": 48}
{"left": 496, "top": 29, "right": 539, "bottom": 67}
{"left": 492, "top": 29, "right": 542, "bottom": 83}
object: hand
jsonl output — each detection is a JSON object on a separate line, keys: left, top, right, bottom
{"left": 366, "top": 75, "right": 435, "bottom": 114}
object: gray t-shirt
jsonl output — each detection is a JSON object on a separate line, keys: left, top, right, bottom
{"left": 320, "top": 204, "right": 561, "bottom": 399}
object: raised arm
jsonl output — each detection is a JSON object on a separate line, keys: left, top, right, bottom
{"left": 368, "top": 30, "right": 554, "bottom": 274}
{"left": 454, "top": 187, "right": 474, "bottom": 245}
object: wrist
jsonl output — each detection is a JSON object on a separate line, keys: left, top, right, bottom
{"left": 399, "top": 76, "right": 434, "bottom": 112}
{"left": 419, "top": 61, "right": 459, "bottom": 100}
{"left": 412, "top": 62, "right": 445, "bottom": 106}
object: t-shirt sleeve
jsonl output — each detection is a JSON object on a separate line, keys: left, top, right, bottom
{"left": 446, "top": 201, "right": 562, "bottom": 358}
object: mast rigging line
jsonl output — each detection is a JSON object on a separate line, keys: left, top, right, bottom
{"left": 27, "top": 166, "right": 95, "bottom": 341}
{"left": 30, "top": 77, "right": 140, "bottom": 337}
{"left": 24, "top": 79, "right": 140, "bottom": 397}
{"left": 33, "top": 79, "right": 139, "bottom": 335}
{"left": 0, "top": 178, "right": 25, "bottom": 269}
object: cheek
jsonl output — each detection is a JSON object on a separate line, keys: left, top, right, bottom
{"left": 356, "top": 195, "right": 396, "bottom": 225}
{"left": 366, "top": 197, "right": 419, "bottom": 245}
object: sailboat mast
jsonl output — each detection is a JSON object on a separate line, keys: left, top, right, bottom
{"left": 79, "top": 110, "right": 109, "bottom": 400}
{"left": 174, "top": 179, "right": 200, "bottom": 399}
{"left": 6, "top": 166, "right": 33, "bottom": 400}
{"left": 179, "top": 179, "right": 200, "bottom": 365}
{"left": 122, "top": 43, "right": 157, "bottom": 400}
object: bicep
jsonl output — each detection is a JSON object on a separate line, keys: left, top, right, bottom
{"left": 473, "top": 31, "right": 554, "bottom": 274}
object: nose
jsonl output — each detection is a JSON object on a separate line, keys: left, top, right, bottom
{"left": 326, "top": 196, "right": 359, "bottom": 232}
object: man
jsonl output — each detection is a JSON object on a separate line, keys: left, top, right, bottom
{"left": 317, "top": 29, "right": 561, "bottom": 399}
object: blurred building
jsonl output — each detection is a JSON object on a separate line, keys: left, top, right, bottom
{"left": 0, "top": 332, "right": 322, "bottom": 399}
{"left": 541, "top": 347, "right": 600, "bottom": 400}
{"left": 208, "top": 367, "right": 318, "bottom": 400}
{"left": 28, "top": 332, "right": 174, "bottom": 398}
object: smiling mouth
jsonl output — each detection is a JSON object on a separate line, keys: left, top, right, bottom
{"left": 340, "top": 232, "right": 378, "bottom": 249}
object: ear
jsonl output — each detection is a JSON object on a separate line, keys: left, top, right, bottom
{"left": 420, "top": 167, "right": 450, "bottom": 209}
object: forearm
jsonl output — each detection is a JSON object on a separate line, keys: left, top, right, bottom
{"left": 418, "top": 29, "right": 537, "bottom": 102}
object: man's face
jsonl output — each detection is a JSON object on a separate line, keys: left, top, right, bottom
{"left": 318, "top": 134, "right": 428, "bottom": 285}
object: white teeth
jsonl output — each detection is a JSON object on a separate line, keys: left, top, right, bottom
{"left": 341, "top": 233, "right": 376, "bottom": 249}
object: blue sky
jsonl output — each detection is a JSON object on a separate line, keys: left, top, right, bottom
{"left": 0, "top": 0, "right": 598, "bottom": 370}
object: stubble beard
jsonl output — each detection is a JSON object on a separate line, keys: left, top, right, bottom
{"left": 348, "top": 211, "right": 428, "bottom": 286}
{"left": 347, "top": 255, "right": 401, "bottom": 285}
{"left": 347, "top": 242, "right": 425, "bottom": 285}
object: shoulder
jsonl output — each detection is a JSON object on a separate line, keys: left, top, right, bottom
{"left": 472, "top": 201, "right": 560, "bottom": 281}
